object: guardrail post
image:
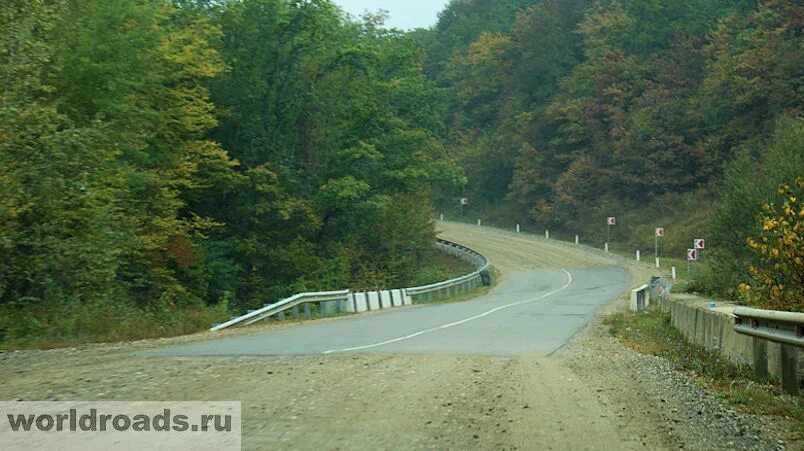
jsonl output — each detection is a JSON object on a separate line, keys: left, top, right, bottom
{"left": 304, "top": 303, "right": 312, "bottom": 319}
{"left": 753, "top": 337, "right": 769, "bottom": 380}
{"left": 378, "top": 290, "right": 384, "bottom": 309}
{"left": 781, "top": 344, "right": 799, "bottom": 396}
{"left": 278, "top": 311, "right": 285, "bottom": 321}
{"left": 427, "top": 292, "right": 432, "bottom": 302}
{"left": 292, "top": 305, "right": 299, "bottom": 319}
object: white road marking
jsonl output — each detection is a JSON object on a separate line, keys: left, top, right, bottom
{"left": 322, "top": 269, "right": 574, "bottom": 354}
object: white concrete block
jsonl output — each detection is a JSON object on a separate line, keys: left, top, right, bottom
{"left": 367, "top": 292, "right": 380, "bottom": 311}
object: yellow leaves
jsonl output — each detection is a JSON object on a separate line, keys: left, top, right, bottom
{"left": 742, "top": 178, "right": 803, "bottom": 311}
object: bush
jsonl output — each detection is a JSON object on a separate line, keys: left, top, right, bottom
{"left": 739, "top": 178, "right": 803, "bottom": 312}
{"left": 704, "top": 117, "right": 804, "bottom": 301}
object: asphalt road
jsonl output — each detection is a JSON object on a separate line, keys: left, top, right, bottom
{"left": 144, "top": 266, "right": 629, "bottom": 358}
{"left": 15, "top": 223, "right": 775, "bottom": 450}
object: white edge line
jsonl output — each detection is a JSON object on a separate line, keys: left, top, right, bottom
{"left": 322, "top": 269, "right": 574, "bottom": 354}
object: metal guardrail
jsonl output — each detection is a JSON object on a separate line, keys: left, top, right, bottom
{"left": 734, "top": 307, "right": 804, "bottom": 347}
{"left": 404, "top": 239, "right": 489, "bottom": 302}
{"left": 733, "top": 307, "right": 804, "bottom": 395}
{"left": 210, "top": 238, "right": 490, "bottom": 331}
{"left": 210, "top": 290, "right": 350, "bottom": 331}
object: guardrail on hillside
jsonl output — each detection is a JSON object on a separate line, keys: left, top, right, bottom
{"left": 733, "top": 307, "right": 804, "bottom": 395}
{"left": 405, "top": 239, "right": 490, "bottom": 303}
{"left": 210, "top": 238, "right": 490, "bottom": 331}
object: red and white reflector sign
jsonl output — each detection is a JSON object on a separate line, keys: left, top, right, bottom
{"left": 655, "top": 227, "right": 665, "bottom": 237}
{"left": 694, "top": 239, "right": 705, "bottom": 249}
{"left": 607, "top": 216, "right": 616, "bottom": 226}
{"left": 460, "top": 197, "right": 469, "bottom": 205}
{"left": 687, "top": 249, "right": 697, "bottom": 261}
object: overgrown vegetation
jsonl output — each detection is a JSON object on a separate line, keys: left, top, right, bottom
{"left": 0, "top": 0, "right": 463, "bottom": 347}
{"left": 415, "top": 0, "right": 802, "bottom": 306}
{"left": 605, "top": 309, "right": 803, "bottom": 439}
{"left": 2, "top": 0, "right": 801, "bottom": 346}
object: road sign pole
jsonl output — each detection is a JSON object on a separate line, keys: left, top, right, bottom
{"left": 655, "top": 234, "right": 658, "bottom": 261}
{"left": 607, "top": 224, "right": 611, "bottom": 247}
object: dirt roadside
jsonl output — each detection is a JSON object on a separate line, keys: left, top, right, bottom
{"left": 0, "top": 222, "right": 788, "bottom": 450}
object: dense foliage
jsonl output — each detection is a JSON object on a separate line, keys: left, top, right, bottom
{"left": 2, "top": 0, "right": 802, "bottom": 345}
{"left": 417, "top": 0, "right": 802, "bottom": 306}
{"left": 0, "top": 0, "right": 458, "bottom": 345}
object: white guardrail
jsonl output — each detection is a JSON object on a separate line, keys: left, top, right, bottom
{"left": 210, "top": 238, "right": 490, "bottom": 331}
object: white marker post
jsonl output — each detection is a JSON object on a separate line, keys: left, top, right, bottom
{"left": 516, "top": 224, "right": 520, "bottom": 233}
{"left": 655, "top": 257, "right": 660, "bottom": 269}
{"left": 477, "top": 219, "right": 481, "bottom": 226}
{"left": 545, "top": 230, "right": 550, "bottom": 239}
{"left": 636, "top": 250, "right": 640, "bottom": 261}
{"left": 605, "top": 242, "right": 609, "bottom": 253}
{"left": 440, "top": 213, "right": 444, "bottom": 221}
{"left": 672, "top": 266, "right": 677, "bottom": 280}
{"left": 575, "top": 235, "right": 579, "bottom": 245}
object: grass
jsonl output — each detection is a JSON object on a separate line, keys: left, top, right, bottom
{"left": 412, "top": 266, "right": 501, "bottom": 306}
{"left": 406, "top": 248, "right": 477, "bottom": 287}
{"left": 604, "top": 308, "right": 803, "bottom": 440}
{"left": 0, "top": 246, "right": 483, "bottom": 351}
{"left": 0, "top": 301, "right": 230, "bottom": 351}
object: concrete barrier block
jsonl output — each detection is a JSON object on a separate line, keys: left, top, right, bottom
{"left": 367, "top": 292, "right": 380, "bottom": 311}
{"left": 390, "top": 289, "right": 408, "bottom": 307}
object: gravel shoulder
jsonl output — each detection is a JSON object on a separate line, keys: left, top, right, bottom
{"left": 0, "top": 221, "right": 790, "bottom": 450}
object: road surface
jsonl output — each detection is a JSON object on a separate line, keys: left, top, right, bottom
{"left": 0, "top": 222, "right": 784, "bottom": 450}
{"left": 143, "top": 268, "right": 627, "bottom": 357}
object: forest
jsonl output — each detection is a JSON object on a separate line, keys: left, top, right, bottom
{"left": 416, "top": 0, "right": 802, "bottom": 309}
{"left": 0, "top": 0, "right": 801, "bottom": 346}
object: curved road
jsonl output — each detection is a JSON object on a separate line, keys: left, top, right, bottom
{"left": 2, "top": 222, "right": 659, "bottom": 450}
{"left": 145, "top": 222, "right": 629, "bottom": 358}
